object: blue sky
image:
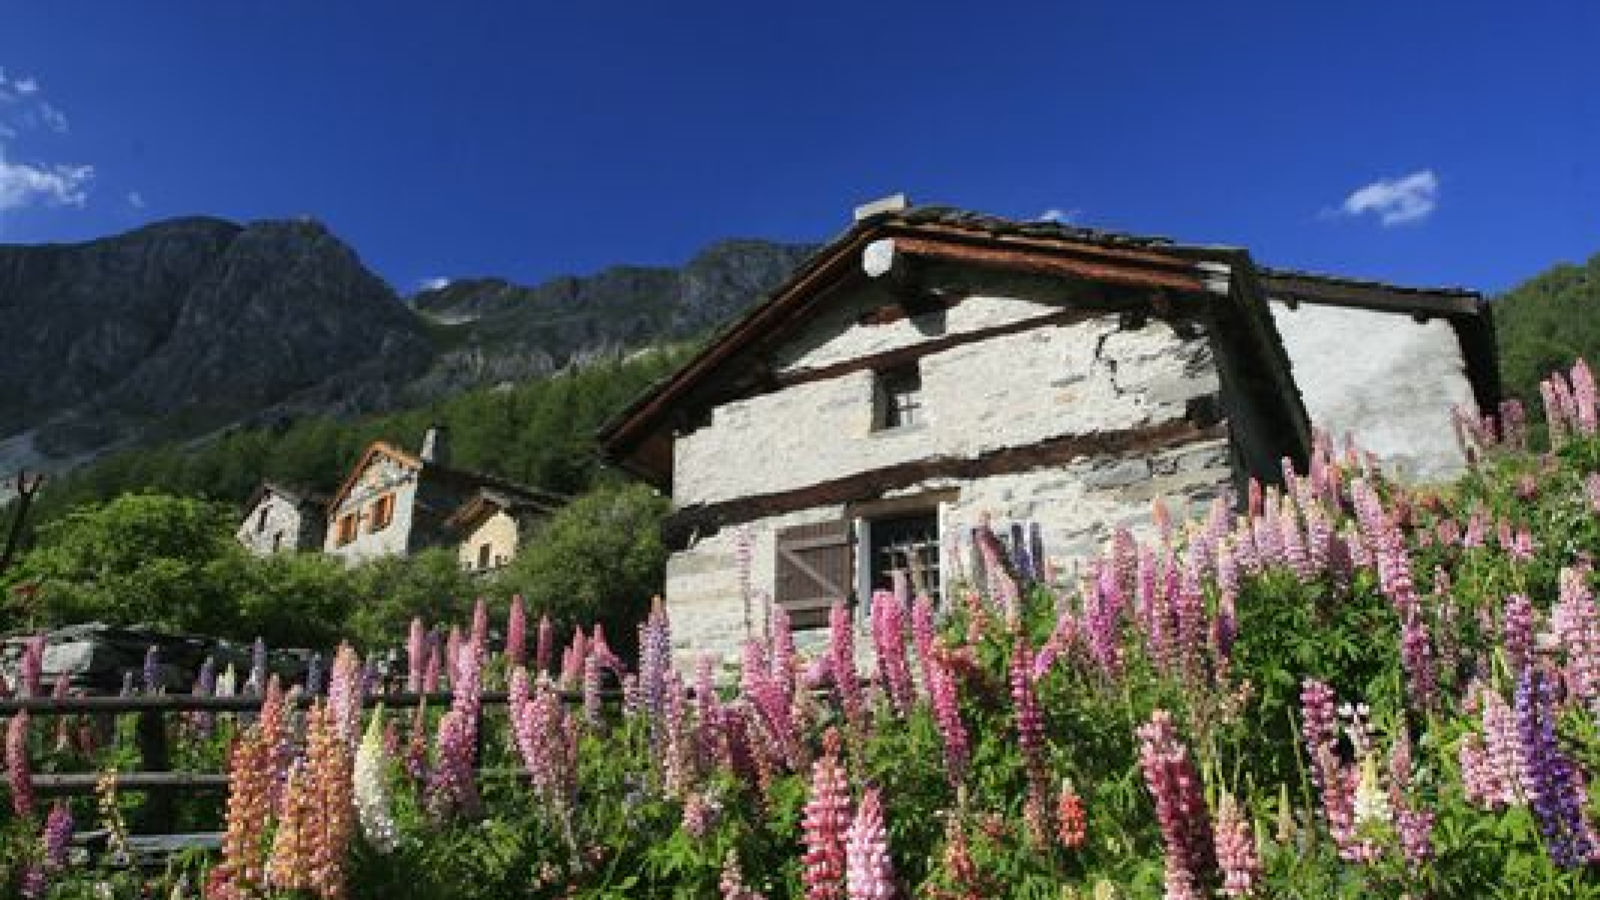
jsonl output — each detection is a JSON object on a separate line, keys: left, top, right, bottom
{"left": 0, "top": 3, "right": 1596, "bottom": 295}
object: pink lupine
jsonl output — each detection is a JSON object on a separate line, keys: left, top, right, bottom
{"left": 830, "top": 602, "right": 865, "bottom": 735}
{"left": 801, "top": 730, "right": 852, "bottom": 900}
{"left": 1011, "top": 639, "right": 1050, "bottom": 812}
{"left": 1136, "top": 710, "right": 1217, "bottom": 900}
{"left": 870, "top": 590, "right": 914, "bottom": 718}
{"left": 770, "top": 604, "right": 798, "bottom": 709}
{"left": 22, "top": 633, "right": 44, "bottom": 698}
{"left": 327, "top": 643, "right": 364, "bottom": 747}
{"left": 846, "top": 788, "right": 896, "bottom": 900}
{"left": 582, "top": 646, "right": 603, "bottom": 726}
{"left": 422, "top": 630, "right": 442, "bottom": 694}
{"left": 444, "top": 625, "right": 463, "bottom": 691}
{"left": 927, "top": 657, "right": 969, "bottom": 788}
{"left": 470, "top": 598, "right": 489, "bottom": 648}
{"left": 406, "top": 618, "right": 427, "bottom": 693}
{"left": 1300, "top": 680, "right": 1355, "bottom": 845}
{"left": 973, "top": 518, "right": 1020, "bottom": 624}
{"left": 1573, "top": 359, "right": 1598, "bottom": 434}
{"left": 1082, "top": 562, "right": 1127, "bottom": 680}
{"left": 535, "top": 614, "right": 554, "bottom": 675}
{"left": 640, "top": 598, "right": 673, "bottom": 754}
{"left": 1552, "top": 568, "right": 1600, "bottom": 715}
{"left": 1214, "top": 792, "right": 1261, "bottom": 897}
{"left": 511, "top": 668, "right": 578, "bottom": 826}
{"left": 505, "top": 596, "right": 527, "bottom": 668}
{"left": 7, "top": 709, "right": 34, "bottom": 818}
{"left": 427, "top": 636, "right": 482, "bottom": 819}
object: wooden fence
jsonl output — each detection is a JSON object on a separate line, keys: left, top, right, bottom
{"left": 0, "top": 687, "right": 597, "bottom": 865}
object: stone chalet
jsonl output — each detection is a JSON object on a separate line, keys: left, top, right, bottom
{"left": 598, "top": 202, "right": 1496, "bottom": 660}
{"left": 237, "top": 482, "right": 329, "bottom": 555}
{"left": 323, "top": 427, "right": 564, "bottom": 567}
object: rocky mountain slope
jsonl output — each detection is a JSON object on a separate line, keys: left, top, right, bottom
{"left": 0, "top": 217, "right": 814, "bottom": 484}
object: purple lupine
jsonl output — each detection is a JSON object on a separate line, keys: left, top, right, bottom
{"left": 639, "top": 599, "right": 673, "bottom": 755}
{"left": 845, "top": 788, "right": 896, "bottom": 900}
{"left": 445, "top": 626, "right": 463, "bottom": 689}
{"left": 1501, "top": 594, "right": 1535, "bottom": 674}
{"left": 1082, "top": 561, "right": 1126, "bottom": 680}
{"left": 190, "top": 655, "right": 217, "bottom": 739}
{"left": 142, "top": 644, "right": 162, "bottom": 695}
{"left": 1514, "top": 668, "right": 1594, "bottom": 867}
{"left": 1300, "top": 680, "right": 1355, "bottom": 848}
{"left": 6, "top": 710, "right": 34, "bottom": 818}
{"left": 1137, "top": 710, "right": 1217, "bottom": 900}
{"left": 304, "top": 652, "right": 325, "bottom": 696}
{"left": 406, "top": 618, "right": 427, "bottom": 693}
{"left": 927, "top": 657, "right": 969, "bottom": 788}
{"left": 42, "top": 799, "right": 72, "bottom": 871}
{"left": 870, "top": 591, "right": 914, "bottom": 718}
{"left": 505, "top": 596, "right": 527, "bottom": 668}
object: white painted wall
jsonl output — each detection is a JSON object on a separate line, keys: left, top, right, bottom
{"left": 459, "top": 510, "right": 520, "bottom": 571}
{"left": 1269, "top": 302, "right": 1474, "bottom": 483}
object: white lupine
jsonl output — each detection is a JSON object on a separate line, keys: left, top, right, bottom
{"left": 353, "top": 709, "right": 398, "bottom": 853}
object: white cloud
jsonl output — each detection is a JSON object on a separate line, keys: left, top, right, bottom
{"left": 37, "top": 102, "right": 67, "bottom": 133}
{"left": 1333, "top": 170, "right": 1438, "bottom": 226}
{"left": 13, "top": 77, "right": 37, "bottom": 96}
{"left": 126, "top": 190, "right": 145, "bottom": 209}
{"left": 1036, "top": 207, "right": 1082, "bottom": 224}
{"left": 418, "top": 276, "right": 451, "bottom": 291}
{"left": 0, "top": 153, "right": 94, "bottom": 212}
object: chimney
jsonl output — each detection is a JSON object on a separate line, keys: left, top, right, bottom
{"left": 420, "top": 425, "right": 449, "bottom": 465}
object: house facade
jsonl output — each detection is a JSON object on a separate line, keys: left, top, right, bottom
{"left": 237, "top": 483, "right": 328, "bottom": 555}
{"left": 600, "top": 204, "right": 1496, "bottom": 661}
{"left": 323, "top": 427, "right": 562, "bottom": 566}
{"left": 447, "top": 489, "right": 544, "bottom": 574}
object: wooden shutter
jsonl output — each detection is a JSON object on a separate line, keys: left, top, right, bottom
{"left": 774, "top": 520, "right": 855, "bottom": 629}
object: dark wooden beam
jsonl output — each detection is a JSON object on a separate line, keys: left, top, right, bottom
{"left": 664, "top": 418, "right": 1228, "bottom": 546}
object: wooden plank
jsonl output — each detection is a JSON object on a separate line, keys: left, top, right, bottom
{"left": 0, "top": 688, "right": 620, "bottom": 717}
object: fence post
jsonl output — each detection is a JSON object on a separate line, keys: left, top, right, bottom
{"left": 135, "top": 710, "right": 174, "bottom": 832}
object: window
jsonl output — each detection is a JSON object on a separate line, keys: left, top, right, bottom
{"left": 477, "top": 543, "right": 492, "bottom": 570}
{"left": 369, "top": 494, "right": 394, "bottom": 533}
{"left": 336, "top": 513, "right": 357, "bottom": 547}
{"left": 774, "top": 520, "right": 855, "bottom": 629}
{"left": 867, "top": 512, "right": 941, "bottom": 599}
{"left": 271, "top": 531, "right": 284, "bottom": 552}
{"left": 874, "top": 364, "right": 922, "bottom": 430}
{"left": 256, "top": 507, "right": 269, "bottom": 533}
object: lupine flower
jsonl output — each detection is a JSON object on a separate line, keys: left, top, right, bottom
{"left": 1214, "top": 792, "right": 1261, "bottom": 898}
{"left": 681, "top": 790, "right": 721, "bottom": 838}
{"left": 1082, "top": 562, "right": 1126, "bottom": 680}
{"left": 1351, "top": 754, "right": 1392, "bottom": 828}
{"left": 327, "top": 643, "right": 364, "bottom": 747}
{"left": 406, "top": 618, "right": 427, "bottom": 692}
{"left": 583, "top": 647, "right": 603, "bottom": 727}
{"left": 428, "top": 636, "right": 483, "bottom": 820}
{"left": 144, "top": 644, "right": 163, "bottom": 694}
{"left": 470, "top": 598, "right": 489, "bottom": 648}
{"left": 1010, "top": 638, "right": 1049, "bottom": 809}
{"left": 829, "top": 603, "right": 865, "bottom": 737}
{"left": 870, "top": 590, "right": 914, "bottom": 718}
{"left": 1136, "top": 710, "right": 1216, "bottom": 900}
{"left": 1552, "top": 568, "right": 1600, "bottom": 716}
{"left": 353, "top": 708, "right": 398, "bottom": 854}
{"left": 640, "top": 598, "right": 673, "bottom": 754}
{"left": 211, "top": 724, "right": 273, "bottom": 899}
{"left": 41, "top": 799, "right": 72, "bottom": 870}
{"left": 1056, "top": 778, "right": 1087, "bottom": 849}
{"left": 21, "top": 633, "right": 45, "bottom": 698}
{"left": 1514, "top": 668, "right": 1594, "bottom": 867}
{"left": 846, "top": 787, "right": 896, "bottom": 900}
{"left": 7, "top": 709, "right": 34, "bottom": 818}
{"left": 1501, "top": 594, "right": 1534, "bottom": 673}
{"left": 249, "top": 638, "right": 268, "bottom": 696}
{"left": 510, "top": 668, "right": 579, "bottom": 847}
{"left": 927, "top": 658, "right": 969, "bottom": 788}
{"left": 505, "top": 596, "right": 527, "bottom": 668}
{"left": 1396, "top": 807, "right": 1434, "bottom": 864}
{"left": 801, "top": 730, "right": 852, "bottom": 900}
{"left": 267, "top": 759, "right": 314, "bottom": 892}
{"left": 536, "top": 614, "right": 554, "bottom": 675}
{"left": 721, "top": 849, "right": 768, "bottom": 900}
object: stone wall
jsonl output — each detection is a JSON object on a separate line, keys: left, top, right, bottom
{"left": 324, "top": 455, "right": 418, "bottom": 564}
{"left": 236, "top": 492, "right": 307, "bottom": 555}
{"left": 1269, "top": 301, "right": 1474, "bottom": 483}
{"left": 674, "top": 294, "right": 1218, "bottom": 507}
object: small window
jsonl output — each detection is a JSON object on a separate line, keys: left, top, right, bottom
{"left": 336, "top": 513, "right": 357, "bottom": 546}
{"left": 369, "top": 494, "right": 394, "bottom": 533}
{"left": 271, "top": 531, "right": 284, "bottom": 552}
{"left": 875, "top": 364, "right": 922, "bottom": 430}
{"left": 256, "top": 507, "right": 270, "bottom": 534}
{"left": 477, "top": 543, "right": 492, "bottom": 570}
{"left": 868, "top": 512, "right": 941, "bottom": 599}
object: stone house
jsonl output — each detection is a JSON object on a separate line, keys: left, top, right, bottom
{"left": 446, "top": 488, "right": 550, "bottom": 574}
{"left": 598, "top": 203, "right": 1495, "bottom": 659}
{"left": 237, "top": 482, "right": 328, "bottom": 555}
{"left": 323, "top": 427, "right": 563, "bottom": 566}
